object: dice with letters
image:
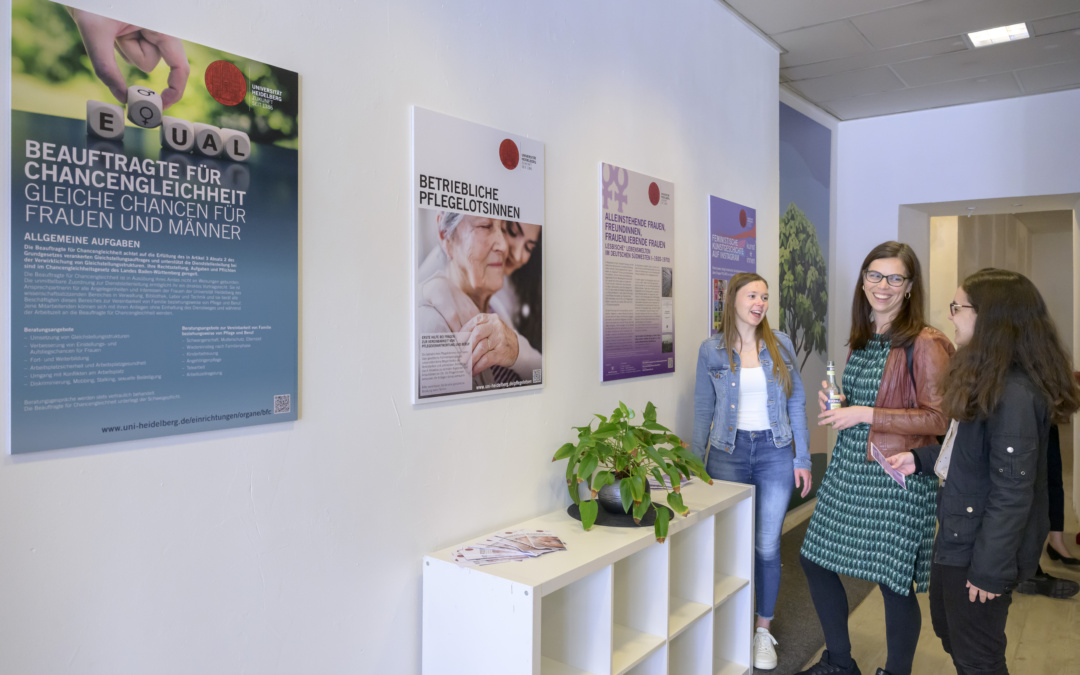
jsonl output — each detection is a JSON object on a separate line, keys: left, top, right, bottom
{"left": 160, "top": 116, "right": 195, "bottom": 152}
{"left": 86, "top": 101, "right": 125, "bottom": 140}
{"left": 126, "top": 86, "right": 163, "bottom": 128}
{"left": 220, "top": 129, "right": 251, "bottom": 162}
{"left": 193, "top": 123, "right": 224, "bottom": 157}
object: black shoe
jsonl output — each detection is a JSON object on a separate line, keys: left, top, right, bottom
{"left": 794, "top": 650, "right": 862, "bottom": 675}
{"left": 874, "top": 670, "right": 894, "bottom": 675}
{"left": 1047, "top": 543, "right": 1080, "bottom": 565}
{"left": 1016, "top": 572, "right": 1080, "bottom": 598}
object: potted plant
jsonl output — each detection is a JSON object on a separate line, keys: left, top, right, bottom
{"left": 552, "top": 401, "right": 712, "bottom": 542}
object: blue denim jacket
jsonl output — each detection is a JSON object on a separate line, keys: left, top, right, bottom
{"left": 692, "top": 331, "right": 810, "bottom": 470}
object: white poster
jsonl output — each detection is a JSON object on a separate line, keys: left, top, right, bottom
{"left": 600, "top": 163, "right": 675, "bottom": 381}
{"left": 412, "top": 108, "right": 545, "bottom": 402}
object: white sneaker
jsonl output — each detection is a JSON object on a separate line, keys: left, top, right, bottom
{"left": 754, "top": 626, "right": 778, "bottom": 670}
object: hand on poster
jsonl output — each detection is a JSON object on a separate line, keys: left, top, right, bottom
{"left": 68, "top": 8, "right": 189, "bottom": 108}
{"left": 460, "top": 313, "right": 519, "bottom": 375}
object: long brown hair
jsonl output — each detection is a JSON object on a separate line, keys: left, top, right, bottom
{"left": 720, "top": 273, "right": 793, "bottom": 397}
{"left": 941, "top": 268, "right": 1080, "bottom": 423}
{"left": 849, "top": 241, "right": 927, "bottom": 350}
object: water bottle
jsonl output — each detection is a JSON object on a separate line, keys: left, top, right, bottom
{"left": 826, "top": 361, "right": 842, "bottom": 410}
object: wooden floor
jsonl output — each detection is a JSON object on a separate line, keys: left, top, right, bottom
{"left": 804, "top": 425, "right": 1080, "bottom": 674}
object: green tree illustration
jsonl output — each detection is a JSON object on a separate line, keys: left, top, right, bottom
{"left": 779, "top": 203, "right": 828, "bottom": 371}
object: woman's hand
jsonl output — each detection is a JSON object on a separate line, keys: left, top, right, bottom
{"left": 966, "top": 580, "right": 999, "bottom": 603}
{"left": 461, "top": 313, "right": 519, "bottom": 375}
{"left": 885, "top": 452, "right": 916, "bottom": 476}
{"left": 817, "top": 380, "right": 846, "bottom": 412}
{"left": 818, "top": 405, "right": 872, "bottom": 430}
{"left": 794, "top": 468, "right": 813, "bottom": 498}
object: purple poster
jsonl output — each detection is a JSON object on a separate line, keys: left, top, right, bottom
{"left": 709, "top": 196, "right": 756, "bottom": 335}
{"left": 600, "top": 163, "right": 674, "bottom": 382}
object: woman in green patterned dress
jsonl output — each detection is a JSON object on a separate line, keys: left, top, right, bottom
{"left": 795, "top": 242, "right": 954, "bottom": 675}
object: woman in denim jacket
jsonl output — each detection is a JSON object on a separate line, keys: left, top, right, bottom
{"left": 693, "top": 272, "right": 811, "bottom": 670}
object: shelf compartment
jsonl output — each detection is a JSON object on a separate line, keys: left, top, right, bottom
{"left": 713, "top": 496, "right": 752, "bottom": 582}
{"left": 623, "top": 645, "right": 666, "bottom": 675}
{"left": 541, "top": 565, "right": 613, "bottom": 675}
{"left": 669, "top": 517, "right": 714, "bottom": 638}
{"left": 667, "top": 595, "right": 711, "bottom": 639}
{"left": 612, "top": 623, "right": 665, "bottom": 675}
{"left": 712, "top": 574, "right": 749, "bottom": 609}
{"left": 712, "top": 585, "right": 752, "bottom": 674}
{"left": 541, "top": 655, "right": 597, "bottom": 675}
{"left": 712, "top": 661, "right": 749, "bottom": 675}
{"left": 613, "top": 541, "right": 667, "bottom": 673}
{"left": 668, "top": 610, "right": 713, "bottom": 675}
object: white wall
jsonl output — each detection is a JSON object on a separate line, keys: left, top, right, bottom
{"left": 0, "top": 1, "right": 781, "bottom": 673}
{"left": 837, "top": 89, "right": 1080, "bottom": 520}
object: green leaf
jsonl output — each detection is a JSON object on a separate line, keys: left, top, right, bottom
{"left": 619, "top": 401, "right": 629, "bottom": 418}
{"left": 651, "top": 468, "right": 668, "bottom": 489}
{"left": 630, "top": 475, "right": 645, "bottom": 501}
{"left": 654, "top": 504, "right": 670, "bottom": 542}
{"left": 552, "top": 442, "right": 576, "bottom": 461}
{"left": 580, "top": 500, "right": 598, "bottom": 530}
{"left": 642, "top": 420, "right": 670, "bottom": 432}
{"left": 593, "top": 414, "right": 607, "bottom": 422}
{"left": 644, "top": 446, "right": 666, "bottom": 468}
{"left": 620, "top": 477, "right": 634, "bottom": 513}
{"left": 632, "top": 492, "right": 652, "bottom": 523}
{"left": 566, "top": 481, "right": 581, "bottom": 505}
{"left": 591, "top": 470, "right": 615, "bottom": 492}
{"left": 667, "top": 491, "right": 688, "bottom": 515}
{"left": 644, "top": 401, "right": 657, "bottom": 423}
{"left": 578, "top": 452, "right": 598, "bottom": 482}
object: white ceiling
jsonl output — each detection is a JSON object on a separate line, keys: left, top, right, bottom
{"left": 722, "top": 0, "right": 1080, "bottom": 120}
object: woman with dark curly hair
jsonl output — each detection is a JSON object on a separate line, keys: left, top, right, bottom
{"left": 889, "top": 268, "right": 1080, "bottom": 675}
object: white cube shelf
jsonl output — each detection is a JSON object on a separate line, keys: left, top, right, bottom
{"left": 423, "top": 480, "right": 754, "bottom": 675}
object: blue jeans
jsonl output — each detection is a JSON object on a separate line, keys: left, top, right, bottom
{"left": 707, "top": 429, "right": 794, "bottom": 620}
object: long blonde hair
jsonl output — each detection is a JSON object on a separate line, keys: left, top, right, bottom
{"left": 720, "top": 273, "right": 793, "bottom": 397}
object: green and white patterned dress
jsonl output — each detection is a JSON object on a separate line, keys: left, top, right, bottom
{"left": 801, "top": 335, "right": 938, "bottom": 595}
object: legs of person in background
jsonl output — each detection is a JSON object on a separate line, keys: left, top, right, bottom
{"left": 798, "top": 555, "right": 858, "bottom": 674}
{"left": 878, "top": 583, "right": 920, "bottom": 675}
{"left": 708, "top": 430, "right": 794, "bottom": 670}
{"left": 1016, "top": 564, "right": 1080, "bottom": 598}
{"left": 1044, "top": 425, "right": 1080, "bottom": 564}
{"left": 930, "top": 563, "right": 1011, "bottom": 675}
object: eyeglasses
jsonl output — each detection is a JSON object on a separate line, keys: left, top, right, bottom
{"left": 949, "top": 302, "right": 975, "bottom": 316}
{"left": 863, "top": 270, "right": 909, "bottom": 287}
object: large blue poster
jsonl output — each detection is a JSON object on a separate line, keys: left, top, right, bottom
{"left": 708, "top": 196, "right": 756, "bottom": 336}
{"left": 10, "top": 0, "right": 299, "bottom": 453}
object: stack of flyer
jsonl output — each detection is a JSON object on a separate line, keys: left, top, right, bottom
{"left": 648, "top": 475, "right": 691, "bottom": 490}
{"left": 452, "top": 529, "right": 566, "bottom": 566}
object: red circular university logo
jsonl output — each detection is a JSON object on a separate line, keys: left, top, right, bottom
{"left": 648, "top": 182, "right": 660, "bottom": 206}
{"left": 205, "top": 61, "right": 247, "bottom": 106}
{"left": 739, "top": 209, "right": 747, "bottom": 228}
{"left": 499, "top": 139, "right": 519, "bottom": 170}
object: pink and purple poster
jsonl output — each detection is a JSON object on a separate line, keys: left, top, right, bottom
{"left": 708, "top": 196, "right": 756, "bottom": 335}
{"left": 600, "top": 163, "right": 674, "bottom": 382}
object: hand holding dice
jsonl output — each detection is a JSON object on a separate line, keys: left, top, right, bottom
{"left": 87, "top": 86, "right": 249, "bottom": 162}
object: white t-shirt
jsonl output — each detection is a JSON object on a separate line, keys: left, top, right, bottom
{"left": 737, "top": 366, "right": 770, "bottom": 431}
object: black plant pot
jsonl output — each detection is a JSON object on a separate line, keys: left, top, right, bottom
{"left": 597, "top": 477, "right": 652, "bottom": 514}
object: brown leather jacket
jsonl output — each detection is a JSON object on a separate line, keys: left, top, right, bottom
{"left": 863, "top": 326, "right": 955, "bottom": 460}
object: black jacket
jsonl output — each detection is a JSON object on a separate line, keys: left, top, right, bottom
{"left": 911, "top": 369, "right": 1050, "bottom": 595}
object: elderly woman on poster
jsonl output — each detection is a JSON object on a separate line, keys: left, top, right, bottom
{"left": 416, "top": 211, "right": 541, "bottom": 390}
